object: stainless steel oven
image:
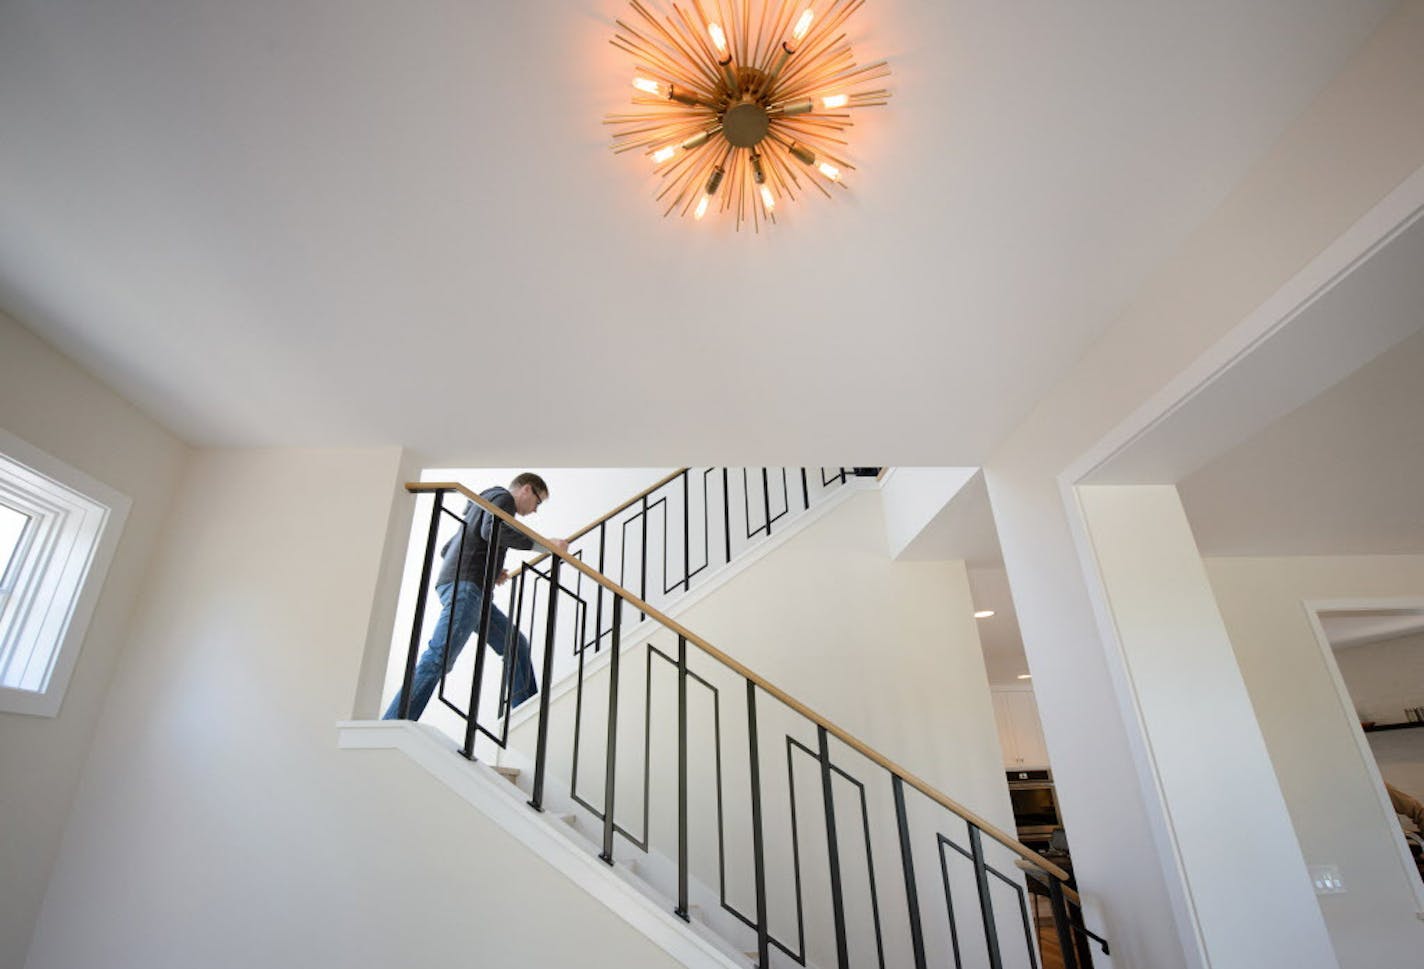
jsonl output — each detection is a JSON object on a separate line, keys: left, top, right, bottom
{"left": 1006, "top": 769, "right": 1060, "bottom": 847}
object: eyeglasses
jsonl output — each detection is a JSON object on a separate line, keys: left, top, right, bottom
{"left": 532, "top": 491, "right": 547, "bottom": 510}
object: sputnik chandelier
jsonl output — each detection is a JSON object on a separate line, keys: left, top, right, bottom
{"left": 607, "top": 0, "right": 890, "bottom": 228}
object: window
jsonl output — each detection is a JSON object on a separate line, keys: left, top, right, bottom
{"left": 0, "top": 429, "right": 129, "bottom": 716}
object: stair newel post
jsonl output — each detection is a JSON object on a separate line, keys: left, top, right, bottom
{"left": 682, "top": 470, "right": 691, "bottom": 592}
{"left": 398, "top": 488, "right": 447, "bottom": 720}
{"left": 817, "top": 727, "right": 851, "bottom": 969}
{"left": 600, "top": 596, "right": 624, "bottom": 864}
{"left": 1047, "top": 876, "right": 1084, "bottom": 969}
{"left": 529, "top": 556, "right": 561, "bottom": 812}
{"left": 892, "top": 776, "right": 930, "bottom": 969}
{"left": 746, "top": 680, "right": 771, "bottom": 968}
{"left": 463, "top": 518, "right": 503, "bottom": 760}
{"left": 968, "top": 823, "right": 1005, "bottom": 969}
{"left": 675, "top": 633, "right": 689, "bottom": 920}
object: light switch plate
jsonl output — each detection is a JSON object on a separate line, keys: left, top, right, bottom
{"left": 1309, "top": 864, "right": 1346, "bottom": 894}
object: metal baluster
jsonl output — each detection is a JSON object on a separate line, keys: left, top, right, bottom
{"left": 722, "top": 467, "right": 732, "bottom": 563}
{"left": 801, "top": 468, "right": 810, "bottom": 510}
{"left": 639, "top": 496, "right": 648, "bottom": 621}
{"left": 462, "top": 519, "right": 503, "bottom": 760}
{"left": 818, "top": 726, "right": 850, "bottom": 969}
{"left": 676, "top": 634, "right": 690, "bottom": 920}
{"left": 1048, "top": 878, "right": 1083, "bottom": 969}
{"left": 438, "top": 508, "right": 469, "bottom": 710}
{"left": 682, "top": 470, "right": 691, "bottom": 592}
{"left": 399, "top": 489, "right": 447, "bottom": 719}
{"left": 968, "top": 824, "right": 1005, "bottom": 969}
{"left": 1070, "top": 899, "right": 1100, "bottom": 966}
{"left": 529, "top": 557, "right": 561, "bottom": 812}
{"left": 594, "top": 521, "right": 606, "bottom": 652}
{"left": 893, "top": 777, "right": 929, "bottom": 969}
{"left": 600, "top": 597, "right": 624, "bottom": 864}
{"left": 761, "top": 467, "right": 772, "bottom": 537}
{"left": 747, "top": 682, "right": 770, "bottom": 968}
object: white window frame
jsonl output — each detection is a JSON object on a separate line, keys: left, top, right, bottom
{"left": 0, "top": 428, "right": 129, "bottom": 717}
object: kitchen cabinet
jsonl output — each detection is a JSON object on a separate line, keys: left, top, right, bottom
{"left": 992, "top": 688, "right": 1050, "bottom": 768}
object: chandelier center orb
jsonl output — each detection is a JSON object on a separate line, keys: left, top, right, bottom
{"left": 722, "top": 101, "right": 771, "bottom": 148}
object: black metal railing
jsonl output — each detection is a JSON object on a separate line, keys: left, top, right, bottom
{"left": 514, "top": 467, "right": 867, "bottom": 664}
{"left": 396, "top": 481, "right": 1108, "bottom": 969}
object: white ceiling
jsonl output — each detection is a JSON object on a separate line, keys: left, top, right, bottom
{"left": 0, "top": 1, "right": 1397, "bottom": 463}
{"left": 1178, "top": 325, "right": 1424, "bottom": 557}
{"left": 1319, "top": 610, "right": 1424, "bottom": 650}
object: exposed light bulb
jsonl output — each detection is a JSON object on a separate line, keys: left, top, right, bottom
{"left": 760, "top": 184, "right": 775, "bottom": 210}
{"left": 974, "top": 610, "right": 995, "bottom": 619}
{"left": 817, "top": 162, "right": 840, "bottom": 181}
{"left": 694, "top": 195, "right": 710, "bottom": 220}
{"left": 651, "top": 146, "right": 676, "bottom": 164}
{"left": 821, "top": 93, "right": 849, "bottom": 109}
{"left": 708, "top": 23, "right": 728, "bottom": 54}
{"left": 632, "top": 76, "right": 664, "bottom": 97}
{"left": 792, "top": 9, "right": 815, "bottom": 42}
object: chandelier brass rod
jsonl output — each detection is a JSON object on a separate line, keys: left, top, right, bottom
{"left": 751, "top": 0, "right": 799, "bottom": 79}
{"left": 773, "top": 34, "right": 852, "bottom": 92}
{"left": 609, "top": 117, "right": 708, "bottom": 140}
{"left": 775, "top": 51, "right": 861, "bottom": 94}
{"left": 657, "top": 143, "right": 708, "bottom": 182}
{"left": 778, "top": 126, "right": 854, "bottom": 153}
{"left": 769, "top": 150, "right": 801, "bottom": 201}
{"left": 762, "top": 141, "right": 802, "bottom": 200}
{"left": 604, "top": 111, "right": 709, "bottom": 124}
{"left": 799, "top": 0, "right": 862, "bottom": 59}
{"left": 798, "top": 56, "right": 890, "bottom": 89}
{"left": 616, "top": 17, "right": 704, "bottom": 81}
{"left": 681, "top": 1, "right": 718, "bottom": 64}
{"left": 670, "top": 3, "right": 725, "bottom": 84}
{"left": 614, "top": 48, "right": 715, "bottom": 100}
{"left": 750, "top": 0, "right": 773, "bottom": 74}
{"left": 620, "top": 39, "right": 722, "bottom": 99}
{"left": 629, "top": 3, "right": 722, "bottom": 89}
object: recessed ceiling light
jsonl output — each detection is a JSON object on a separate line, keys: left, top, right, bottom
{"left": 973, "top": 610, "right": 995, "bottom": 619}
{"left": 1017, "top": 674, "right": 1032, "bottom": 680}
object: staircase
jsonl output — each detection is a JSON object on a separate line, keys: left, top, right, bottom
{"left": 369, "top": 470, "right": 1108, "bottom": 969}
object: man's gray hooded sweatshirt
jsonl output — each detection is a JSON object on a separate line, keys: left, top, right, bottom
{"left": 434, "top": 486, "right": 545, "bottom": 588}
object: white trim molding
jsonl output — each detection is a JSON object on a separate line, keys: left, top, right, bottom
{"left": 0, "top": 427, "right": 130, "bottom": 717}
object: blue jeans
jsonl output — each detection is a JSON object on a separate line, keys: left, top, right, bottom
{"left": 383, "top": 580, "right": 537, "bottom": 720}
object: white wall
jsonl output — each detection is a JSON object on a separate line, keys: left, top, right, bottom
{"left": 1079, "top": 486, "right": 1336, "bottom": 969}
{"left": 0, "top": 310, "right": 188, "bottom": 969}
{"left": 508, "top": 489, "right": 1027, "bottom": 969}
{"left": 1204, "top": 555, "right": 1424, "bottom": 968}
{"left": 879, "top": 467, "right": 977, "bottom": 559}
{"left": 22, "top": 448, "right": 685, "bottom": 969}
{"left": 983, "top": 6, "right": 1424, "bottom": 967}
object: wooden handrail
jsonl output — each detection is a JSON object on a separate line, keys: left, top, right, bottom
{"left": 512, "top": 467, "right": 690, "bottom": 576}
{"left": 408, "top": 481, "right": 1073, "bottom": 885}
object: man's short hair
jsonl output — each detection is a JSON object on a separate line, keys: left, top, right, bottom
{"left": 510, "top": 472, "right": 549, "bottom": 497}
